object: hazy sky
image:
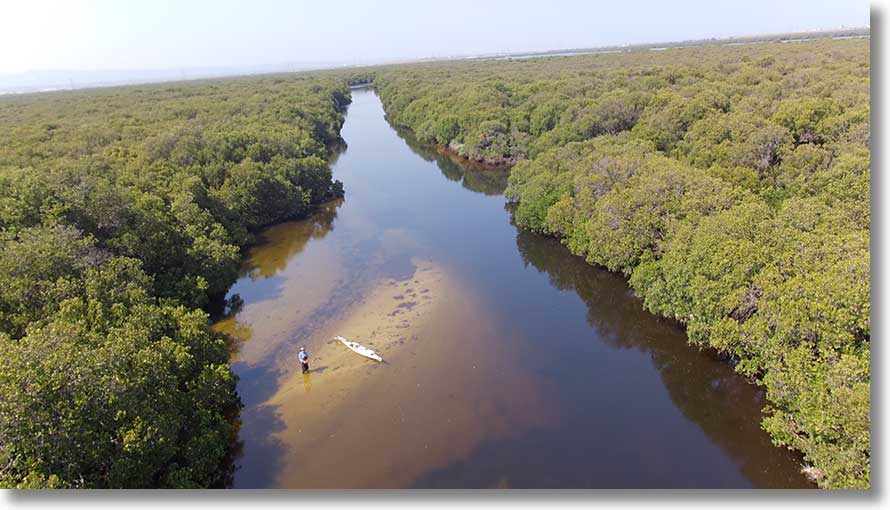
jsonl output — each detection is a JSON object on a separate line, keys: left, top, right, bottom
{"left": 0, "top": 0, "right": 869, "bottom": 73}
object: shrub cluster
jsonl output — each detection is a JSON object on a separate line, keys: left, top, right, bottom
{"left": 0, "top": 76, "right": 349, "bottom": 487}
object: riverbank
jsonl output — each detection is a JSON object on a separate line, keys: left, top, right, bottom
{"left": 388, "top": 104, "right": 830, "bottom": 489}
{"left": 368, "top": 37, "right": 870, "bottom": 488}
{"left": 442, "top": 141, "right": 525, "bottom": 166}
{"left": 376, "top": 91, "right": 825, "bottom": 487}
{"left": 0, "top": 74, "right": 355, "bottom": 488}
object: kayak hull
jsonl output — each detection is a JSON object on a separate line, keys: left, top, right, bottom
{"left": 335, "top": 335, "right": 383, "bottom": 362}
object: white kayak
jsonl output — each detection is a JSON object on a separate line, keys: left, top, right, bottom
{"left": 335, "top": 335, "right": 383, "bottom": 362}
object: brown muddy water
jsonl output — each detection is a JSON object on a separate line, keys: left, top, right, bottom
{"left": 213, "top": 87, "right": 813, "bottom": 488}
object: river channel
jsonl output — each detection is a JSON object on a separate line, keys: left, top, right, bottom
{"left": 213, "top": 87, "right": 812, "bottom": 489}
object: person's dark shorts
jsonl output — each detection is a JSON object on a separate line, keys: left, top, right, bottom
{"left": 301, "top": 362, "right": 309, "bottom": 373}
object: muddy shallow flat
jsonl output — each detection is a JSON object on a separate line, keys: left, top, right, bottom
{"left": 264, "top": 261, "right": 554, "bottom": 488}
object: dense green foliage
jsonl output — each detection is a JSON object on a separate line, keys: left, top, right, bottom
{"left": 374, "top": 38, "right": 870, "bottom": 488}
{"left": 0, "top": 76, "right": 349, "bottom": 487}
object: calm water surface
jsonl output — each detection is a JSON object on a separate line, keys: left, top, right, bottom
{"left": 214, "top": 88, "right": 812, "bottom": 488}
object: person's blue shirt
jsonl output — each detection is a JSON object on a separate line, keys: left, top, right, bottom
{"left": 299, "top": 351, "right": 308, "bottom": 363}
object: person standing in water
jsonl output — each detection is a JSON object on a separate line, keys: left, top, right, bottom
{"left": 298, "top": 347, "right": 310, "bottom": 374}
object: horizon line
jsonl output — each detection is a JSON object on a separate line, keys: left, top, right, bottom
{"left": 0, "top": 25, "right": 870, "bottom": 96}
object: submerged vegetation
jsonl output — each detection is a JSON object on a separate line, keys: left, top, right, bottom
{"left": 373, "top": 37, "right": 870, "bottom": 488}
{"left": 0, "top": 76, "right": 349, "bottom": 487}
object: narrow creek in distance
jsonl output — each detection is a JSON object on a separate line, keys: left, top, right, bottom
{"left": 213, "top": 87, "right": 812, "bottom": 488}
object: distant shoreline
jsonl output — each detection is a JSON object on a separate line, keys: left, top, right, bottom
{"left": 0, "top": 27, "right": 869, "bottom": 97}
